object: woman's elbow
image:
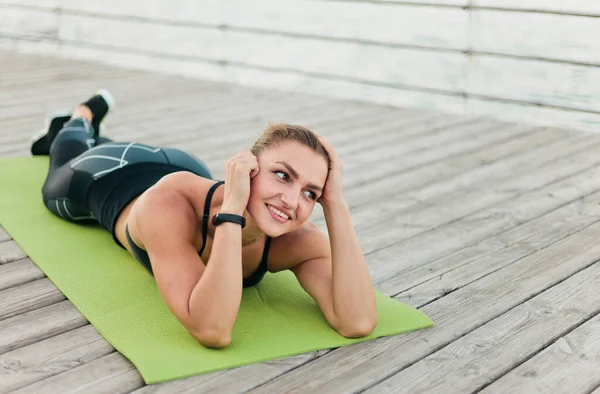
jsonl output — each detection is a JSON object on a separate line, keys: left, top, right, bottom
{"left": 338, "top": 317, "right": 378, "bottom": 338}
{"left": 191, "top": 327, "right": 232, "bottom": 349}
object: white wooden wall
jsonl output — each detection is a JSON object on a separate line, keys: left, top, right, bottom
{"left": 2, "top": 0, "right": 600, "bottom": 131}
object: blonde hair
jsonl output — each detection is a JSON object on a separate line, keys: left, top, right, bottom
{"left": 250, "top": 124, "right": 329, "bottom": 164}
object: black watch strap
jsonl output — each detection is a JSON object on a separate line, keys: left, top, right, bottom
{"left": 212, "top": 213, "right": 246, "bottom": 228}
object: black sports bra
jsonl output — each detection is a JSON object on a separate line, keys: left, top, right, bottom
{"left": 125, "top": 180, "right": 272, "bottom": 288}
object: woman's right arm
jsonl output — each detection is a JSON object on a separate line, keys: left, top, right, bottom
{"left": 134, "top": 179, "right": 244, "bottom": 348}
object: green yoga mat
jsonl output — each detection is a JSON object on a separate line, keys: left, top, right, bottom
{"left": 0, "top": 156, "right": 433, "bottom": 384}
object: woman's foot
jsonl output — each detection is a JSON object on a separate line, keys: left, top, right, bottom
{"left": 30, "top": 108, "right": 72, "bottom": 156}
{"left": 81, "top": 89, "right": 115, "bottom": 139}
{"left": 30, "top": 89, "right": 116, "bottom": 156}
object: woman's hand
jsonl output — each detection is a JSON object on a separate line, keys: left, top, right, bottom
{"left": 222, "top": 150, "right": 259, "bottom": 214}
{"left": 314, "top": 132, "right": 344, "bottom": 205}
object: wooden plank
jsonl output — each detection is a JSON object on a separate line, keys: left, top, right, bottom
{"left": 102, "top": 354, "right": 317, "bottom": 394}
{"left": 336, "top": 127, "right": 580, "bottom": 229}
{"left": 57, "top": 0, "right": 470, "bottom": 51}
{"left": 372, "top": 144, "right": 600, "bottom": 295}
{"left": 0, "top": 278, "right": 65, "bottom": 321}
{"left": 0, "top": 73, "right": 196, "bottom": 113}
{"left": 0, "top": 7, "right": 58, "bottom": 39}
{"left": 0, "top": 62, "right": 131, "bottom": 90}
{"left": 0, "top": 64, "right": 119, "bottom": 91}
{"left": 342, "top": 120, "right": 527, "bottom": 188}
{"left": 467, "top": 99, "right": 600, "bottom": 135}
{"left": 472, "top": 10, "right": 600, "bottom": 65}
{"left": 396, "top": 189, "right": 600, "bottom": 308}
{"left": 481, "top": 313, "right": 600, "bottom": 394}
{"left": 0, "top": 325, "right": 114, "bottom": 393}
{"left": 0, "top": 258, "right": 45, "bottom": 291}
{"left": 344, "top": 127, "right": 590, "bottom": 209}
{"left": 0, "top": 301, "right": 87, "bottom": 354}
{"left": 366, "top": 260, "right": 600, "bottom": 393}
{"left": 126, "top": 95, "right": 380, "bottom": 144}
{"left": 469, "top": 55, "right": 600, "bottom": 114}
{"left": 473, "top": 0, "right": 600, "bottom": 15}
{"left": 0, "top": 241, "right": 27, "bottom": 264}
{"left": 0, "top": 72, "right": 177, "bottom": 108}
{"left": 0, "top": 0, "right": 60, "bottom": 10}
{"left": 12, "top": 352, "right": 144, "bottom": 394}
{"left": 399, "top": 127, "right": 569, "bottom": 201}
{"left": 248, "top": 221, "right": 600, "bottom": 393}
{"left": 57, "top": 13, "right": 468, "bottom": 92}
{"left": 0, "top": 226, "right": 10, "bottom": 242}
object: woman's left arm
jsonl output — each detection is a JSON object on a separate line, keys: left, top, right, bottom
{"left": 292, "top": 133, "right": 377, "bottom": 338}
{"left": 323, "top": 199, "right": 378, "bottom": 335}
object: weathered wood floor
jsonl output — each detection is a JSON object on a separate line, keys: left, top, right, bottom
{"left": 2, "top": 51, "right": 600, "bottom": 393}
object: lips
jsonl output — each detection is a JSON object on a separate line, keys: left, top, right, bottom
{"left": 266, "top": 203, "right": 291, "bottom": 223}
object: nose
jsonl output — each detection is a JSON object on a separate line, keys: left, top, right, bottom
{"left": 281, "top": 188, "right": 299, "bottom": 210}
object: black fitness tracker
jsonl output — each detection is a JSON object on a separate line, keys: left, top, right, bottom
{"left": 212, "top": 213, "right": 246, "bottom": 228}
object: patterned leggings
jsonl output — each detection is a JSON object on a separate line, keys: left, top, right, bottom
{"left": 42, "top": 117, "right": 212, "bottom": 223}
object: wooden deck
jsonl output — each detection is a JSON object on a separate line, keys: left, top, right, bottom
{"left": 2, "top": 51, "right": 600, "bottom": 393}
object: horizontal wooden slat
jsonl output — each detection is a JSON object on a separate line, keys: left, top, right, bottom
{"left": 472, "top": 10, "right": 600, "bottom": 65}
{"left": 473, "top": 0, "right": 600, "bottom": 15}
{"left": 13, "top": 352, "right": 144, "bottom": 394}
{"left": 466, "top": 97, "right": 600, "bottom": 132}
{"left": 396, "top": 188, "right": 600, "bottom": 308}
{"left": 0, "top": 258, "right": 45, "bottom": 292}
{"left": 481, "top": 313, "right": 600, "bottom": 393}
{"left": 0, "top": 325, "right": 114, "bottom": 393}
{"left": 372, "top": 145, "right": 600, "bottom": 295}
{"left": 0, "top": 278, "right": 65, "bottom": 321}
{"left": 469, "top": 55, "right": 600, "bottom": 114}
{"left": 378, "top": 0, "right": 468, "bottom": 5}
{"left": 0, "top": 227, "right": 10, "bottom": 242}
{"left": 0, "top": 301, "right": 87, "bottom": 355}
{"left": 0, "top": 241, "right": 27, "bottom": 264}
{"left": 367, "top": 259, "right": 600, "bottom": 393}
{"left": 0, "top": 0, "right": 60, "bottom": 8}
{"left": 0, "top": 7, "right": 58, "bottom": 39}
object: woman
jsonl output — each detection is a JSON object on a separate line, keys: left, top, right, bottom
{"left": 34, "top": 90, "right": 378, "bottom": 348}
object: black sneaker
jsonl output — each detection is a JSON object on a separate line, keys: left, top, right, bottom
{"left": 81, "top": 89, "right": 116, "bottom": 139}
{"left": 30, "top": 108, "right": 72, "bottom": 156}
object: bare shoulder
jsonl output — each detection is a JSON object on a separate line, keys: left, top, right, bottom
{"left": 137, "top": 172, "right": 216, "bottom": 215}
{"left": 270, "top": 222, "right": 331, "bottom": 272}
{"left": 128, "top": 172, "right": 217, "bottom": 248}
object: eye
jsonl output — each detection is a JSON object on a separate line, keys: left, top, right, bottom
{"left": 274, "top": 170, "right": 288, "bottom": 181}
{"left": 304, "top": 190, "right": 317, "bottom": 200}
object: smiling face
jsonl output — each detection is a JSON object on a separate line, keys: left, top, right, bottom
{"left": 247, "top": 141, "right": 329, "bottom": 237}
